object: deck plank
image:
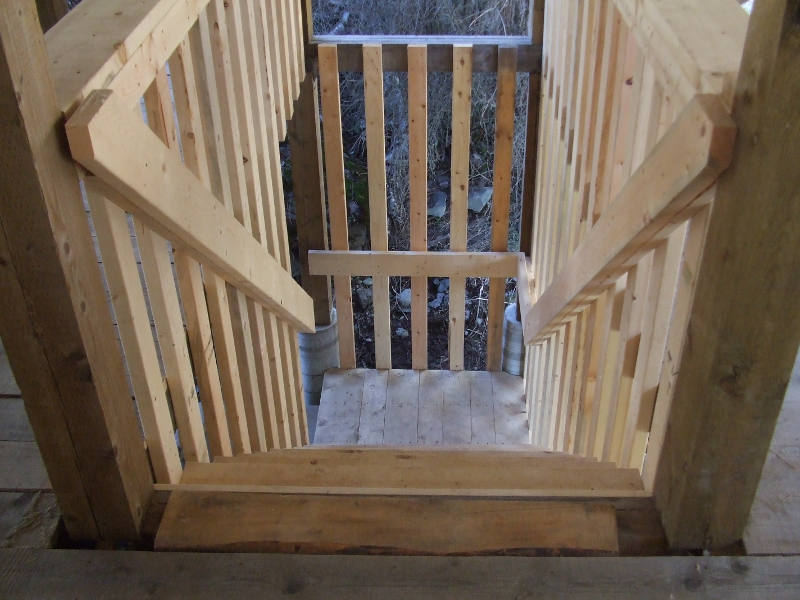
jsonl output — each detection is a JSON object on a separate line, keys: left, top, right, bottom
{"left": 314, "top": 369, "right": 363, "bottom": 445}
{"left": 318, "top": 369, "right": 529, "bottom": 446}
{"left": 383, "top": 370, "right": 419, "bottom": 445}
{"left": 417, "top": 370, "right": 444, "bottom": 445}
{"left": 442, "top": 371, "right": 471, "bottom": 444}
{"left": 468, "top": 371, "right": 496, "bottom": 445}
{"left": 358, "top": 370, "right": 387, "bottom": 445}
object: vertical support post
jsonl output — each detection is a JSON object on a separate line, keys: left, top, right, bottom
{"left": 0, "top": 0, "right": 153, "bottom": 541}
{"left": 519, "top": 0, "right": 545, "bottom": 260}
{"left": 653, "top": 0, "right": 800, "bottom": 549}
{"left": 290, "top": 73, "right": 333, "bottom": 326}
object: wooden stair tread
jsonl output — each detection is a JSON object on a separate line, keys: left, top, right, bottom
{"left": 155, "top": 491, "right": 620, "bottom": 555}
{"left": 174, "top": 451, "right": 646, "bottom": 498}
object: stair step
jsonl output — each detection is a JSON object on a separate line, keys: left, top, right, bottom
{"left": 176, "top": 449, "right": 645, "bottom": 498}
{"left": 155, "top": 491, "right": 620, "bottom": 555}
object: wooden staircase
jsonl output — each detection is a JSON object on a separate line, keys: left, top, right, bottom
{"left": 154, "top": 448, "right": 646, "bottom": 555}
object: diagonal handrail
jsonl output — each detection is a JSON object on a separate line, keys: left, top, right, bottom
{"left": 522, "top": 94, "right": 736, "bottom": 344}
{"left": 66, "top": 88, "right": 316, "bottom": 333}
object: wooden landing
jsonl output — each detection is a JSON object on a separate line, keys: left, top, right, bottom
{"left": 315, "top": 369, "right": 528, "bottom": 446}
{"left": 155, "top": 492, "right": 619, "bottom": 555}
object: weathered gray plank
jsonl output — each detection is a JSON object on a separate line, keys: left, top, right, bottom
{"left": 492, "top": 371, "right": 529, "bottom": 445}
{"left": 442, "top": 371, "right": 471, "bottom": 444}
{"left": 0, "top": 399, "right": 34, "bottom": 442}
{"left": 467, "top": 371, "right": 495, "bottom": 445}
{"left": 314, "top": 370, "right": 363, "bottom": 444}
{"left": 358, "top": 369, "right": 387, "bottom": 445}
{"left": 2, "top": 550, "right": 800, "bottom": 598}
{"left": 0, "top": 442, "right": 50, "bottom": 491}
{"left": 417, "top": 370, "right": 444, "bottom": 445}
{"left": 383, "top": 370, "right": 419, "bottom": 445}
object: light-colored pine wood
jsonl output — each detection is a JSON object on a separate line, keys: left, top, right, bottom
{"left": 486, "top": 46, "right": 518, "bottom": 371}
{"left": 309, "top": 250, "right": 519, "bottom": 278}
{"left": 86, "top": 189, "right": 181, "bottom": 483}
{"left": 522, "top": 95, "right": 735, "bottom": 343}
{"left": 408, "top": 44, "right": 428, "bottom": 370}
{"left": 167, "top": 39, "right": 232, "bottom": 458}
{"left": 175, "top": 448, "right": 645, "bottom": 497}
{"left": 262, "top": 0, "right": 286, "bottom": 139}
{"left": 448, "top": 45, "right": 473, "bottom": 371}
{"left": 318, "top": 45, "right": 356, "bottom": 368}
{"left": 65, "top": 89, "right": 315, "bottom": 333}
{"left": 178, "top": 20, "right": 251, "bottom": 454}
{"left": 156, "top": 491, "right": 620, "bottom": 555}
{"left": 140, "top": 71, "right": 210, "bottom": 463}
{"left": 363, "top": 44, "right": 391, "bottom": 370}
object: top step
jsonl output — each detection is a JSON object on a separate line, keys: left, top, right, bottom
{"left": 177, "top": 447, "right": 646, "bottom": 499}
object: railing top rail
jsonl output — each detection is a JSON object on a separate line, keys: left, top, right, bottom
{"left": 46, "top": 0, "right": 206, "bottom": 115}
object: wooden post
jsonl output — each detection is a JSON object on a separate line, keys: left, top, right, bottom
{"left": 518, "top": 0, "right": 545, "bottom": 321}
{"left": 0, "top": 0, "right": 153, "bottom": 541}
{"left": 652, "top": 0, "right": 800, "bottom": 549}
{"left": 289, "top": 72, "right": 333, "bottom": 326}
{"left": 519, "top": 0, "right": 545, "bottom": 259}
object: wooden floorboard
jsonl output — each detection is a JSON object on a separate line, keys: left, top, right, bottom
{"left": 3, "top": 549, "right": 800, "bottom": 598}
{"left": 154, "top": 491, "right": 620, "bottom": 555}
{"left": 745, "top": 349, "right": 800, "bottom": 555}
{"left": 316, "top": 369, "right": 528, "bottom": 447}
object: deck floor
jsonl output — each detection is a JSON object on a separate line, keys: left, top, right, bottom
{"left": 314, "top": 369, "right": 529, "bottom": 446}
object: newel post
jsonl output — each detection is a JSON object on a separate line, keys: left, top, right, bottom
{"left": 0, "top": 0, "right": 153, "bottom": 542}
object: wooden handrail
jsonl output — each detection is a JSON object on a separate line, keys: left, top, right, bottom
{"left": 66, "top": 89, "right": 316, "bottom": 333}
{"left": 309, "top": 250, "right": 521, "bottom": 278}
{"left": 309, "top": 36, "right": 542, "bottom": 73}
{"left": 521, "top": 94, "right": 736, "bottom": 344}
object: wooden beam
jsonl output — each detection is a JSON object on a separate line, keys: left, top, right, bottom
{"left": 522, "top": 94, "right": 735, "bottom": 343}
{"left": 46, "top": 0, "right": 211, "bottom": 115}
{"left": 309, "top": 251, "right": 520, "bottom": 279}
{"left": 652, "top": 0, "right": 800, "bottom": 550}
{"left": 156, "top": 492, "right": 619, "bottom": 555}
{"left": 289, "top": 73, "right": 332, "bottom": 326}
{"left": 310, "top": 37, "right": 542, "bottom": 73}
{"left": 65, "top": 88, "right": 315, "bottom": 333}
{"left": 5, "top": 550, "right": 800, "bottom": 596}
{"left": 0, "top": 0, "right": 152, "bottom": 541}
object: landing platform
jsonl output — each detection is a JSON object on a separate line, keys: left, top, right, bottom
{"left": 314, "top": 369, "right": 529, "bottom": 446}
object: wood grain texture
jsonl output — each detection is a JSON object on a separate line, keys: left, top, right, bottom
{"left": 653, "top": 0, "right": 800, "bottom": 549}
{"left": 318, "top": 44, "right": 356, "bottom": 368}
{"left": 155, "top": 492, "right": 619, "bottom": 555}
{"left": 408, "top": 44, "right": 428, "bottom": 370}
{"left": 448, "top": 45, "right": 473, "bottom": 371}
{"left": 0, "top": 0, "right": 152, "bottom": 541}
{"left": 4, "top": 549, "right": 800, "bottom": 598}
